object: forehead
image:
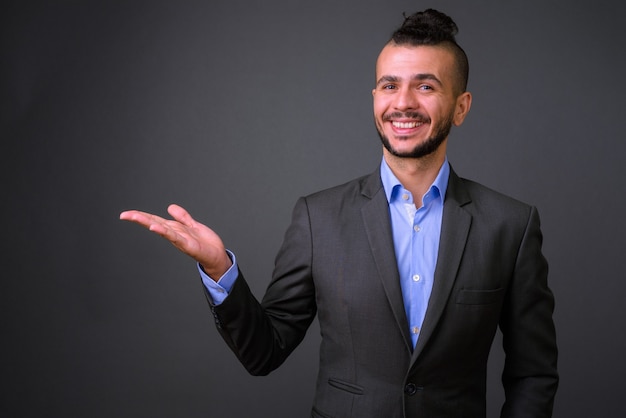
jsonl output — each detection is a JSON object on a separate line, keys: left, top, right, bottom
{"left": 375, "top": 44, "right": 456, "bottom": 82}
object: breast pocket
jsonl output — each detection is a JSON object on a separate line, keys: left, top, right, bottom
{"left": 455, "top": 288, "right": 504, "bottom": 305}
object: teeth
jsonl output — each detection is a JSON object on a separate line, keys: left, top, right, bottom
{"left": 392, "top": 121, "right": 423, "bottom": 129}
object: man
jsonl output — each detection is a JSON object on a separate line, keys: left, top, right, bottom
{"left": 121, "top": 9, "right": 558, "bottom": 417}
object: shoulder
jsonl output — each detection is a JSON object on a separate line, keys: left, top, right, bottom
{"left": 451, "top": 173, "right": 538, "bottom": 227}
{"left": 303, "top": 170, "right": 380, "bottom": 206}
{"left": 285, "top": 171, "right": 382, "bottom": 226}
{"left": 461, "top": 177, "right": 529, "bottom": 207}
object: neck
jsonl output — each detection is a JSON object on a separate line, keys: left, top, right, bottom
{"left": 383, "top": 149, "right": 445, "bottom": 206}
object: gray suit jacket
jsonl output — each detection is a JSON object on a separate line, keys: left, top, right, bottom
{"left": 210, "top": 167, "right": 558, "bottom": 418}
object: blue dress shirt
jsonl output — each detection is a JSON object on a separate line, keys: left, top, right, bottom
{"left": 199, "top": 250, "right": 238, "bottom": 305}
{"left": 380, "top": 157, "right": 449, "bottom": 347}
{"left": 200, "top": 158, "right": 449, "bottom": 347}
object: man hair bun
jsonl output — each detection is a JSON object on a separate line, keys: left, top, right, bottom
{"left": 392, "top": 8, "right": 459, "bottom": 44}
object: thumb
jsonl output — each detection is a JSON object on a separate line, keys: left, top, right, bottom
{"left": 167, "top": 204, "right": 195, "bottom": 227}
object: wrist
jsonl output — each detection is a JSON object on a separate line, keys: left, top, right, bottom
{"left": 199, "top": 252, "right": 233, "bottom": 282}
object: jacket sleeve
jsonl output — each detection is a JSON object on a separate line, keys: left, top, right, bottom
{"left": 208, "top": 197, "right": 317, "bottom": 376}
{"left": 499, "top": 206, "right": 559, "bottom": 417}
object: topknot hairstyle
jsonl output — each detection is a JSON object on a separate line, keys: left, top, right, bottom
{"left": 389, "top": 9, "right": 469, "bottom": 93}
{"left": 391, "top": 9, "right": 459, "bottom": 45}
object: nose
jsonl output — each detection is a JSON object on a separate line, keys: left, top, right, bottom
{"left": 394, "top": 86, "right": 418, "bottom": 110}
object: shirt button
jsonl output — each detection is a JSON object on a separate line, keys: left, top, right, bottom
{"left": 414, "top": 225, "right": 420, "bottom": 232}
{"left": 402, "top": 193, "right": 409, "bottom": 201}
{"left": 412, "top": 326, "right": 420, "bottom": 334}
{"left": 412, "top": 274, "right": 420, "bottom": 282}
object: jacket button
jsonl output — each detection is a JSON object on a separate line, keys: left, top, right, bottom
{"left": 404, "top": 383, "right": 418, "bottom": 396}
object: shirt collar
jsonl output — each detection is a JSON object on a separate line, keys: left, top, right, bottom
{"left": 380, "top": 156, "right": 450, "bottom": 204}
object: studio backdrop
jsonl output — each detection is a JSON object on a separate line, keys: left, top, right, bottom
{"left": 2, "top": 1, "right": 625, "bottom": 417}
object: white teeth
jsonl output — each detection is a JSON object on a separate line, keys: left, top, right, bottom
{"left": 392, "top": 121, "right": 423, "bottom": 129}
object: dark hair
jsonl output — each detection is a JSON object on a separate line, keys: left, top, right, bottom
{"left": 390, "top": 9, "right": 469, "bottom": 93}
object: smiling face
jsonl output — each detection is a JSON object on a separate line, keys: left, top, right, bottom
{"left": 373, "top": 43, "right": 471, "bottom": 162}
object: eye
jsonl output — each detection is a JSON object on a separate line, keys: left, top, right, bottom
{"left": 382, "top": 84, "right": 397, "bottom": 90}
{"left": 418, "top": 85, "right": 433, "bottom": 91}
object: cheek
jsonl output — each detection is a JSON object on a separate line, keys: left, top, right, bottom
{"left": 427, "top": 102, "right": 452, "bottom": 121}
{"left": 373, "top": 97, "right": 389, "bottom": 118}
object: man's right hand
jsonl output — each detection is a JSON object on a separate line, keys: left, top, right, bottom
{"left": 120, "top": 204, "right": 232, "bottom": 281}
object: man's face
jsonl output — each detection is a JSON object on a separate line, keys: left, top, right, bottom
{"left": 372, "top": 43, "right": 470, "bottom": 160}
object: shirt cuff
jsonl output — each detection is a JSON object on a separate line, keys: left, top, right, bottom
{"left": 198, "top": 249, "right": 238, "bottom": 305}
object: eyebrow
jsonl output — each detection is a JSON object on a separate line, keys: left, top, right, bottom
{"left": 376, "top": 73, "right": 443, "bottom": 87}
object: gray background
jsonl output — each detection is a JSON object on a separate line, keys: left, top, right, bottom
{"left": 2, "top": 0, "right": 625, "bottom": 417}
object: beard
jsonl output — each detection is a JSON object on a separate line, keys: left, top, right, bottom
{"left": 377, "top": 111, "right": 453, "bottom": 159}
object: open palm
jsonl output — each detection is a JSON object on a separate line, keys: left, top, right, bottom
{"left": 120, "top": 204, "right": 231, "bottom": 280}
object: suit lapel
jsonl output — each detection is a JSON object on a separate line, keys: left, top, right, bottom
{"left": 411, "top": 169, "right": 472, "bottom": 363}
{"left": 360, "top": 171, "right": 413, "bottom": 353}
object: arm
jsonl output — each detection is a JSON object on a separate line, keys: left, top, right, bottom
{"left": 211, "top": 197, "right": 317, "bottom": 375}
{"left": 499, "top": 207, "right": 559, "bottom": 418}
{"left": 120, "top": 200, "right": 317, "bottom": 376}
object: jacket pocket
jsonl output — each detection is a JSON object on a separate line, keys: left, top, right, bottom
{"left": 328, "top": 378, "right": 364, "bottom": 395}
{"left": 455, "top": 288, "right": 504, "bottom": 305}
{"left": 311, "top": 406, "right": 334, "bottom": 418}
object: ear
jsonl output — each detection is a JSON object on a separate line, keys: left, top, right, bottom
{"left": 452, "top": 91, "right": 472, "bottom": 126}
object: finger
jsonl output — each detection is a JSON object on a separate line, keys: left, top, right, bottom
{"left": 167, "top": 204, "right": 196, "bottom": 227}
{"left": 120, "top": 210, "right": 168, "bottom": 229}
{"left": 119, "top": 209, "right": 140, "bottom": 220}
{"left": 121, "top": 209, "right": 199, "bottom": 256}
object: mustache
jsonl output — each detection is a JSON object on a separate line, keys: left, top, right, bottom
{"left": 382, "top": 112, "right": 430, "bottom": 123}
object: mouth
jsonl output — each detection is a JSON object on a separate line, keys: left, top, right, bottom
{"left": 388, "top": 119, "right": 428, "bottom": 137}
{"left": 382, "top": 112, "right": 430, "bottom": 135}
{"left": 391, "top": 121, "right": 424, "bottom": 129}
